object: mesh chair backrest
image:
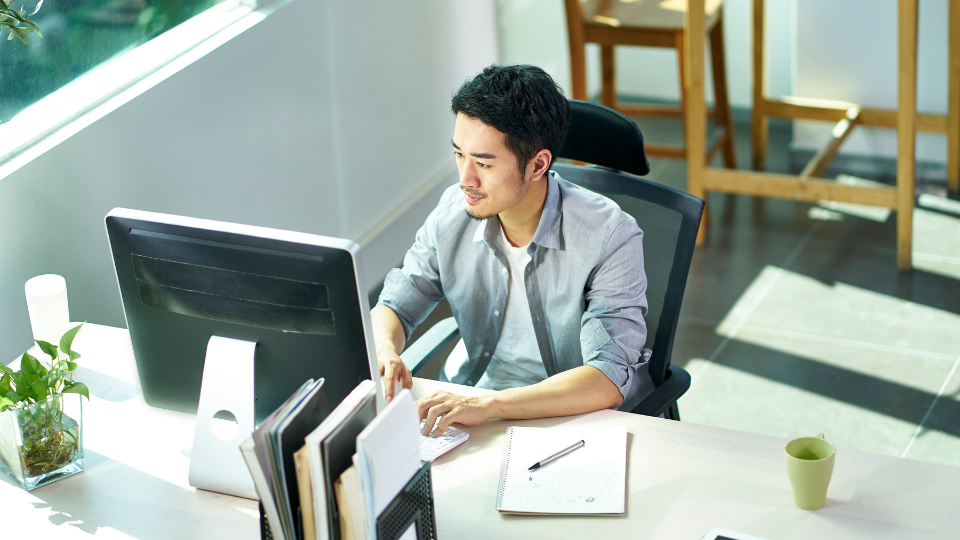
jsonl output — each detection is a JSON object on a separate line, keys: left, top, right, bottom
{"left": 553, "top": 163, "right": 702, "bottom": 386}
{"left": 559, "top": 100, "right": 651, "bottom": 176}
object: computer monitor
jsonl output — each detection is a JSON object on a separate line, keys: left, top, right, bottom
{"left": 105, "top": 208, "right": 385, "bottom": 423}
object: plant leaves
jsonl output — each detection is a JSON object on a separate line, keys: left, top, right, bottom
{"left": 20, "top": 352, "right": 41, "bottom": 379}
{"left": 0, "top": 374, "right": 12, "bottom": 396}
{"left": 60, "top": 323, "right": 83, "bottom": 357}
{"left": 27, "top": 379, "right": 48, "bottom": 401}
{"left": 20, "top": 14, "right": 39, "bottom": 34}
{"left": 23, "top": 353, "right": 48, "bottom": 378}
{"left": 0, "top": 364, "right": 13, "bottom": 376}
{"left": 0, "top": 396, "right": 15, "bottom": 412}
{"left": 7, "top": 5, "right": 26, "bottom": 22}
{"left": 66, "top": 361, "right": 78, "bottom": 372}
{"left": 35, "top": 340, "right": 58, "bottom": 359}
{"left": 69, "top": 350, "right": 81, "bottom": 361}
{"left": 9, "top": 24, "right": 29, "bottom": 44}
{"left": 62, "top": 382, "right": 90, "bottom": 400}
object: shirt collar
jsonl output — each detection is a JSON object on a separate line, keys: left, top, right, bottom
{"left": 472, "top": 170, "right": 562, "bottom": 250}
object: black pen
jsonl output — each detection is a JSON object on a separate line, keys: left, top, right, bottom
{"left": 528, "top": 440, "right": 585, "bottom": 471}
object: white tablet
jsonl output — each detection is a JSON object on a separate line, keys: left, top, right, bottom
{"left": 701, "top": 528, "right": 772, "bottom": 540}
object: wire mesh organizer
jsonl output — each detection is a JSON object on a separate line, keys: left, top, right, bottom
{"left": 260, "top": 461, "right": 437, "bottom": 540}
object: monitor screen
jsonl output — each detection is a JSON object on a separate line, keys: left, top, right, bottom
{"left": 106, "top": 208, "right": 384, "bottom": 424}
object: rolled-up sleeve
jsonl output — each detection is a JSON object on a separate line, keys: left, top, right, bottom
{"left": 376, "top": 205, "right": 446, "bottom": 342}
{"left": 580, "top": 219, "right": 649, "bottom": 399}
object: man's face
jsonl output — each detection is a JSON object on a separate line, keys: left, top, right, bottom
{"left": 452, "top": 113, "right": 531, "bottom": 221}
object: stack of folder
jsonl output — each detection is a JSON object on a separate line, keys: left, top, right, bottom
{"left": 240, "top": 380, "right": 423, "bottom": 540}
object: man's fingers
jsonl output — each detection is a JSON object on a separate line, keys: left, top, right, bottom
{"left": 415, "top": 392, "right": 447, "bottom": 418}
{"left": 401, "top": 364, "right": 414, "bottom": 390}
{"left": 432, "top": 410, "right": 456, "bottom": 438}
{"left": 422, "top": 404, "right": 451, "bottom": 436}
{"left": 383, "top": 362, "right": 397, "bottom": 402}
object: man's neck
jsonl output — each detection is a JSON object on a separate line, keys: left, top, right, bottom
{"left": 499, "top": 173, "right": 549, "bottom": 248}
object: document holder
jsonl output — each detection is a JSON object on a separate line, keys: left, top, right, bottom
{"left": 259, "top": 461, "right": 437, "bottom": 540}
{"left": 376, "top": 461, "right": 436, "bottom": 540}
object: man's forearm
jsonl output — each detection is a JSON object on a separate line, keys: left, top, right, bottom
{"left": 481, "top": 366, "right": 623, "bottom": 420}
{"left": 371, "top": 305, "right": 406, "bottom": 355}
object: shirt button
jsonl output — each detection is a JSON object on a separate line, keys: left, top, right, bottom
{"left": 484, "top": 352, "right": 491, "bottom": 357}
{"left": 501, "top": 268, "right": 507, "bottom": 274}
{"left": 494, "top": 310, "right": 501, "bottom": 316}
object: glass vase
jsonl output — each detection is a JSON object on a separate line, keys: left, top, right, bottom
{"left": 0, "top": 393, "right": 84, "bottom": 490}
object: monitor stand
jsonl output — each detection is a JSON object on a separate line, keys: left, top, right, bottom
{"left": 188, "top": 336, "right": 258, "bottom": 499}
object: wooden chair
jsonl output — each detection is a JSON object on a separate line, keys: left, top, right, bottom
{"left": 563, "top": 0, "right": 736, "bottom": 168}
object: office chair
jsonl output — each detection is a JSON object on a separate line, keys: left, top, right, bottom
{"left": 400, "top": 100, "right": 704, "bottom": 420}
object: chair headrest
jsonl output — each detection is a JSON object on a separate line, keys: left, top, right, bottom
{"left": 558, "top": 100, "right": 650, "bottom": 176}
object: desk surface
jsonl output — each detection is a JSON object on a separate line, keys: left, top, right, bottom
{"left": 2, "top": 324, "right": 958, "bottom": 539}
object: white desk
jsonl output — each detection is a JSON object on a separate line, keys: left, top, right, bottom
{"left": 3, "top": 324, "right": 959, "bottom": 539}
{"left": 1, "top": 324, "right": 260, "bottom": 539}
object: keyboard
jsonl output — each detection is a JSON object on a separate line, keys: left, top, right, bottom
{"left": 419, "top": 421, "right": 469, "bottom": 462}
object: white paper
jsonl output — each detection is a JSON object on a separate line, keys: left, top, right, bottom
{"left": 498, "top": 425, "right": 627, "bottom": 514}
{"left": 355, "top": 389, "right": 421, "bottom": 533}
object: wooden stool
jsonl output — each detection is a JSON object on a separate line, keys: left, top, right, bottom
{"left": 682, "top": 0, "right": 959, "bottom": 271}
{"left": 751, "top": 0, "right": 959, "bottom": 195}
{"left": 563, "top": 0, "right": 736, "bottom": 168}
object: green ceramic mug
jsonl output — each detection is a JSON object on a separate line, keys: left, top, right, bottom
{"left": 784, "top": 433, "right": 836, "bottom": 510}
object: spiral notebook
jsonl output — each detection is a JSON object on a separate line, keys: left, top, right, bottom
{"left": 496, "top": 425, "right": 627, "bottom": 515}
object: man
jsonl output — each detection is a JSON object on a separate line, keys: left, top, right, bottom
{"left": 372, "top": 65, "right": 654, "bottom": 437}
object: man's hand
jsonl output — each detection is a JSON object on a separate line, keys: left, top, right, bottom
{"left": 416, "top": 390, "right": 492, "bottom": 437}
{"left": 378, "top": 346, "right": 412, "bottom": 403}
{"left": 371, "top": 305, "right": 412, "bottom": 403}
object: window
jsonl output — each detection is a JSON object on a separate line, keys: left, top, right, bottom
{"left": 1, "top": 0, "right": 229, "bottom": 124}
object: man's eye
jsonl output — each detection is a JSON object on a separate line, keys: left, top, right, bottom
{"left": 477, "top": 162, "right": 488, "bottom": 169}
{"left": 454, "top": 151, "right": 463, "bottom": 158}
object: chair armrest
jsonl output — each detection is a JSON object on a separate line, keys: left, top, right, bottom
{"left": 399, "top": 317, "right": 461, "bottom": 376}
{"left": 629, "top": 365, "right": 691, "bottom": 418}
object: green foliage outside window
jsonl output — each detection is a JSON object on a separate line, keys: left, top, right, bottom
{"left": 1, "top": 0, "right": 224, "bottom": 123}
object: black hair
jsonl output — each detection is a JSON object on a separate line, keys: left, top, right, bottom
{"left": 451, "top": 64, "right": 570, "bottom": 174}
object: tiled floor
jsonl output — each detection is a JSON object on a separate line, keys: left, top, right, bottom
{"left": 384, "top": 112, "right": 960, "bottom": 469}
{"left": 637, "top": 114, "right": 960, "bottom": 468}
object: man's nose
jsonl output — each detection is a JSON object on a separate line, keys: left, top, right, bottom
{"left": 460, "top": 161, "right": 480, "bottom": 187}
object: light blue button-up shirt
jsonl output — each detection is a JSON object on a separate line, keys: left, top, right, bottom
{"left": 377, "top": 171, "right": 654, "bottom": 410}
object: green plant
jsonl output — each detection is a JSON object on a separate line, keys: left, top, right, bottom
{"left": 0, "top": 323, "right": 89, "bottom": 412}
{"left": 1, "top": 0, "right": 42, "bottom": 45}
{"left": 0, "top": 323, "right": 88, "bottom": 478}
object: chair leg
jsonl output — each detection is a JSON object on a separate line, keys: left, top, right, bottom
{"left": 948, "top": 0, "right": 959, "bottom": 193}
{"left": 709, "top": 7, "right": 737, "bottom": 170}
{"left": 751, "top": 0, "right": 768, "bottom": 171}
{"left": 676, "top": 31, "right": 688, "bottom": 147}
{"left": 571, "top": 46, "right": 589, "bottom": 101}
{"left": 897, "top": 0, "right": 918, "bottom": 272}
{"left": 677, "top": 30, "right": 710, "bottom": 229}
{"left": 601, "top": 45, "right": 617, "bottom": 108}
{"left": 565, "top": 1, "right": 589, "bottom": 101}
{"left": 666, "top": 402, "right": 681, "bottom": 421}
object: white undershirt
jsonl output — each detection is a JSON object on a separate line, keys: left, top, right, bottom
{"left": 474, "top": 224, "right": 547, "bottom": 390}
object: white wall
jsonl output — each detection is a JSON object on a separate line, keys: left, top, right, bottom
{"left": 495, "top": 0, "right": 796, "bottom": 108}
{"left": 794, "top": 0, "right": 949, "bottom": 162}
{"left": 0, "top": 0, "right": 497, "bottom": 360}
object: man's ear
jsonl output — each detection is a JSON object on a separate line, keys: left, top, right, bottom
{"left": 528, "top": 149, "right": 553, "bottom": 181}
